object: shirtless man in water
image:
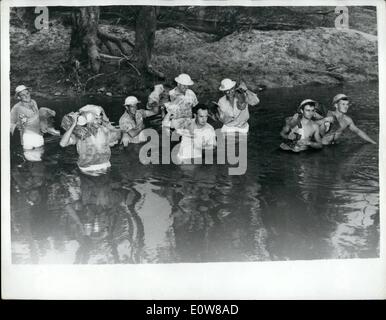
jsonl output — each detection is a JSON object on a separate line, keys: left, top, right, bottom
{"left": 319, "top": 94, "right": 377, "bottom": 145}
{"left": 280, "top": 99, "right": 323, "bottom": 152}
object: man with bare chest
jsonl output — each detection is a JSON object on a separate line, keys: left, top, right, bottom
{"left": 280, "top": 99, "right": 323, "bottom": 152}
{"left": 319, "top": 94, "right": 376, "bottom": 145}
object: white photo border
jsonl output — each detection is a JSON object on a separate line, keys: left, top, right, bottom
{"left": 1, "top": 0, "right": 385, "bottom": 299}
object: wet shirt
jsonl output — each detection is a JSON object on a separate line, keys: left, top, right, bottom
{"left": 217, "top": 96, "right": 249, "bottom": 128}
{"left": 69, "top": 126, "right": 112, "bottom": 169}
{"left": 119, "top": 109, "right": 146, "bottom": 132}
{"left": 169, "top": 88, "right": 198, "bottom": 119}
{"left": 10, "top": 100, "right": 41, "bottom": 135}
{"left": 177, "top": 120, "right": 216, "bottom": 159}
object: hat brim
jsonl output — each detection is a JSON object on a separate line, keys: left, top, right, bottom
{"left": 14, "top": 87, "right": 31, "bottom": 97}
{"left": 219, "top": 80, "right": 237, "bottom": 91}
{"left": 333, "top": 97, "right": 348, "bottom": 104}
{"left": 124, "top": 101, "right": 140, "bottom": 106}
{"left": 175, "top": 77, "right": 194, "bottom": 86}
{"left": 219, "top": 85, "right": 236, "bottom": 91}
{"left": 298, "top": 100, "right": 316, "bottom": 110}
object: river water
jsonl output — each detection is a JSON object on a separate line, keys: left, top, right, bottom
{"left": 10, "top": 81, "right": 379, "bottom": 264}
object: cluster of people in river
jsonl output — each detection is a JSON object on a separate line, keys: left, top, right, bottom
{"left": 10, "top": 73, "right": 377, "bottom": 175}
{"left": 279, "top": 94, "right": 376, "bottom": 152}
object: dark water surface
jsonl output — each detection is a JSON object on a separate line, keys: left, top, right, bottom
{"left": 10, "top": 82, "right": 379, "bottom": 264}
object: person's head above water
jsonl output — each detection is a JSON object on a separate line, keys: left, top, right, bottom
{"left": 79, "top": 104, "right": 107, "bottom": 125}
{"left": 175, "top": 74, "right": 194, "bottom": 94}
{"left": 153, "top": 84, "right": 165, "bottom": 95}
{"left": 219, "top": 78, "right": 236, "bottom": 99}
{"left": 193, "top": 104, "right": 209, "bottom": 128}
{"left": 298, "top": 99, "right": 317, "bottom": 120}
{"left": 332, "top": 94, "right": 349, "bottom": 114}
{"left": 15, "top": 85, "right": 32, "bottom": 103}
{"left": 124, "top": 96, "right": 140, "bottom": 115}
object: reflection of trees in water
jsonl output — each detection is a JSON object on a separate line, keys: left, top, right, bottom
{"left": 154, "top": 165, "right": 269, "bottom": 262}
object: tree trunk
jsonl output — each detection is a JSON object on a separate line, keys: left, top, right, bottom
{"left": 134, "top": 7, "right": 164, "bottom": 78}
{"left": 70, "top": 7, "right": 101, "bottom": 73}
{"left": 69, "top": 6, "right": 163, "bottom": 80}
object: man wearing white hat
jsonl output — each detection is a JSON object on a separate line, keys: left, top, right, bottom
{"left": 119, "top": 96, "right": 158, "bottom": 146}
{"left": 320, "top": 94, "right": 376, "bottom": 145}
{"left": 164, "top": 73, "right": 198, "bottom": 129}
{"left": 10, "top": 85, "right": 59, "bottom": 160}
{"left": 280, "top": 99, "right": 323, "bottom": 152}
{"left": 216, "top": 78, "right": 258, "bottom": 133}
{"left": 60, "top": 104, "right": 120, "bottom": 176}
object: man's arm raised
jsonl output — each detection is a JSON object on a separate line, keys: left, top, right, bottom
{"left": 60, "top": 113, "right": 78, "bottom": 147}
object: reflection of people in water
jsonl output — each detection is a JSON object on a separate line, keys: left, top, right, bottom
{"left": 280, "top": 99, "right": 323, "bottom": 152}
{"left": 319, "top": 94, "right": 377, "bottom": 145}
{"left": 11, "top": 160, "right": 54, "bottom": 263}
{"left": 54, "top": 171, "right": 144, "bottom": 264}
{"left": 154, "top": 165, "right": 268, "bottom": 262}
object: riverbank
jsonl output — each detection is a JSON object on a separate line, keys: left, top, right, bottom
{"left": 10, "top": 20, "right": 378, "bottom": 98}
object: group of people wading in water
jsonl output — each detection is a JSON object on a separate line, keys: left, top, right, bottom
{"left": 10, "top": 73, "right": 377, "bottom": 175}
{"left": 280, "top": 94, "right": 376, "bottom": 152}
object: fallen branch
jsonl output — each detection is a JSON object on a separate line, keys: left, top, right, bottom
{"left": 99, "top": 53, "right": 123, "bottom": 61}
{"left": 85, "top": 73, "right": 105, "bottom": 88}
{"left": 99, "top": 53, "right": 141, "bottom": 76}
{"left": 121, "top": 54, "right": 141, "bottom": 76}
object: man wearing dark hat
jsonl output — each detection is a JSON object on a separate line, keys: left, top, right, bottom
{"left": 280, "top": 99, "right": 323, "bottom": 152}
{"left": 320, "top": 94, "right": 376, "bottom": 145}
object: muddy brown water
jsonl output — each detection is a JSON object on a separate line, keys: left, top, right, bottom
{"left": 10, "top": 81, "right": 379, "bottom": 263}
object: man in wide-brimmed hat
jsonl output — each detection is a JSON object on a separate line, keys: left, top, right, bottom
{"left": 10, "top": 85, "right": 59, "bottom": 161}
{"left": 216, "top": 78, "right": 258, "bottom": 133}
{"left": 163, "top": 73, "right": 198, "bottom": 130}
{"left": 319, "top": 94, "right": 376, "bottom": 145}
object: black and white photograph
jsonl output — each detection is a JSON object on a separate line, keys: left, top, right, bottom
{"left": 1, "top": 0, "right": 385, "bottom": 300}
